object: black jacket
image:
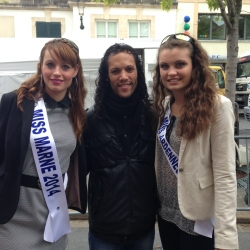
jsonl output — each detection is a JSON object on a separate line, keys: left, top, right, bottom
{"left": 85, "top": 106, "right": 157, "bottom": 236}
{"left": 0, "top": 91, "right": 87, "bottom": 224}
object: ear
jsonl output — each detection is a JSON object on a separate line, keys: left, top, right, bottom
{"left": 74, "top": 64, "right": 80, "bottom": 77}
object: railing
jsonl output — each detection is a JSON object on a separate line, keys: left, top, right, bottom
{"left": 235, "top": 135, "right": 250, "bottom": 211}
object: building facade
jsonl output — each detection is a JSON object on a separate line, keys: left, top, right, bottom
{"left": 0, "top": 0, "right": 249, "bottom": 106}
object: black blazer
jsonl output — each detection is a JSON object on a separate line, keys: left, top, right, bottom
{"left": 0, "top": 91, "right": 87, "bottom": 224}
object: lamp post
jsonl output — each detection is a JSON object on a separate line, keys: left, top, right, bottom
{"left": 78, "top": 0, "right": 84, "bottom": 30}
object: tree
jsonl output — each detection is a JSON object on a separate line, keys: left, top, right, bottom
{"left": 206, "top": 0, "right": 242, "bottom": 104}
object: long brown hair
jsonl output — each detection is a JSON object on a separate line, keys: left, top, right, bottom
{"left": 152, "top": 35, "right": 218, "bottom": 139}
{"left": 16, "top": 38, "right": 87, "bottom": 143}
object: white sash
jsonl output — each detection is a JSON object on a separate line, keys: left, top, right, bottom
{"left": 30, "top": 98, "right": 71, "bottom": 243}
{"left": 158, "top": 104, "right": 214, "bottom": 238}
{"left": 157, "top": 105, "right": 178, "bottom": 177}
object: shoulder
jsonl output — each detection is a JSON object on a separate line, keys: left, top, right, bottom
{"left": 86, "top": 106, "right": 95, "bottom": 119}
{"left": 0, "top": 91, "right": 18, "bottom": 113}
{"left": 215, "top": 94, "right": 234, "bottom": 114}
{"left": 1, "top": 90, "right": 18, "bottom": 103}
{"left": 85, "top": 106, "right": 99, "bottom": 134}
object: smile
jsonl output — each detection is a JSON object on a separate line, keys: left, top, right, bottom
{"left": 118, "top": 82, "right": 132, "bottom": 87}
{"left": 168, "top": 78, "right": 181, "bottom": 82}
{"left": 51, "top": 79, "right": 63, "bottom": 84}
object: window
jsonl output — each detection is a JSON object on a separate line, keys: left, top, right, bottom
{"left": 0, "top": 16, "right": 14, "bottom": 37}
{"left": 239, "top": 15, "right": 250, "bottom": 40}
{"left": 96, "top": 21, "right": 117, "bottom": 38}
{"left": 36, "top": 22, "right": 61, "bottom": 38}
{"left": 198, "top": 14, "right": 250, "bottom": 40}
{"left": 198, "top": 14, "right": 225, "bottom": 40}
{"left": 129, "top": 22, "right": 150, "bottom": 38}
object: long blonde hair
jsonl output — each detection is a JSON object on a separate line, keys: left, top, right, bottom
{"left": 16, "top": 38, "right": 87, "bottom": 143}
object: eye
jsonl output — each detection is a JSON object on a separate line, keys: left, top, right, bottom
{"left": 160, "top": 64, "right": 169, "bottom": 70}
{"left": 126, "top": 66, "right": 135, "bottom": 73}
{"left": 176, "top": 62, "right": 186, "bottom": 68}
{"left": 110, "top": 69, "right": 120, "bottom": 74}
{"left": 62, "top": 65, "right": 70, "bottom": 70}
{"left": 46, "top": 63, "right": 54, "bottom": 68}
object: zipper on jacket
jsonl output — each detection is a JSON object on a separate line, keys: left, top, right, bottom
{"left": 126, "top": 156, "right": 133, "bottom": 232}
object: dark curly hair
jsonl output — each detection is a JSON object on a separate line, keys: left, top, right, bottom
{"left": 152, "top": 34, "right": 218, "bottom": 139}
{"left": 94, "top": 43, "right": 151, "bottom": 117}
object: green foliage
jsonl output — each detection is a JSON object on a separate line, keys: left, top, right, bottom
{"left": 206, "top": 0, "right": 225, "bottom": 11}
{"left": 91, "top": 0, "right": 172, "bottom": 11}
{"left": 92, "top": 0, "right": 120, "bottom": 5}
{"left": 160, "top": 0, "right": 172, "bottom": 11}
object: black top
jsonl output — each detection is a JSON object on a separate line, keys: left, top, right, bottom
{"left": 44, "top": 93, "right": 71, "bottom": 109}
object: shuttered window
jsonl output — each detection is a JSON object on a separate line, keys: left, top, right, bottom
{"left": 36, "top": 22, "right": 61, "bottom": 38}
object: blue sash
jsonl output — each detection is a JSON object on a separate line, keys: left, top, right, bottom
{"left": 157, "top": 104, "right": 178, "bottom": 176}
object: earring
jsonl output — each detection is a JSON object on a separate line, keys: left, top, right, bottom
{"left": 74, "top": 77, "right": 78, "bottom": 88}
{"left": 70, "top": 77, "right": 79, "bottom": 98}
{"left": 40, "top": 74, "right": 45, "bottom": 88}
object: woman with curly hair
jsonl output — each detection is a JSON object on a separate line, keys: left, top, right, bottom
{"left": 153, "top": 33, "right": 238, "bottom": 250}
{"left": 0, "top": 38, "right": 87, "bottom": 249}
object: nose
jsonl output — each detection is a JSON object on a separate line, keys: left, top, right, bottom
{"left": 53, "top": 66, "right": 62, "bottom": 76}
{"left": 119, "top": 70, "right": 128, "bottom": 81}
{"left": 168, "top": 67, "right": 177, "bottom": 76}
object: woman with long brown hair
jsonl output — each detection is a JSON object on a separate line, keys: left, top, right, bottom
{"left": 0, "top": 38, "right": 87, "bottom": 249}
{"left": 153, "top": 33, "right": 238, "bottom": 250}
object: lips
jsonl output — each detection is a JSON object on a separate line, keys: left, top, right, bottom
{"left": 168, "top": 78, "right": 180, "bottom": 82}
{"left": 117, "top": 82, "right": 131, "bottom": 89}
{"left": 51, "top": 79, "right": 63, "bottom": 85}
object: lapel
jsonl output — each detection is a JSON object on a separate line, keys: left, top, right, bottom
{"left": 178, "top": 138, "right": 188, "bottom": 165}
{"left": 20, "top": 97, "right": 34, "bottom": 171}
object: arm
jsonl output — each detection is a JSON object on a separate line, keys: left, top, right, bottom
{"left": 211, "top": 96, "right": 238, "bottom": 250}
{"left": 0, "top": 94, "right": 10, "bottom": 165}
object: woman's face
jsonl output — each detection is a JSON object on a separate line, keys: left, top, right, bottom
{"left": 41, "top": 49, "right": 79, "bottom": 101}
{"left": 159, "top": 47, "right": 192, "bottom": 95}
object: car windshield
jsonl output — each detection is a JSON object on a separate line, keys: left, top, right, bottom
{"left": 237, "top": 61, "right": 250, "bottom": 78}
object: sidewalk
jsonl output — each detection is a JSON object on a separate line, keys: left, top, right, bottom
{"left": 237, "top": 188, "right": 250, "bottom": 223}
